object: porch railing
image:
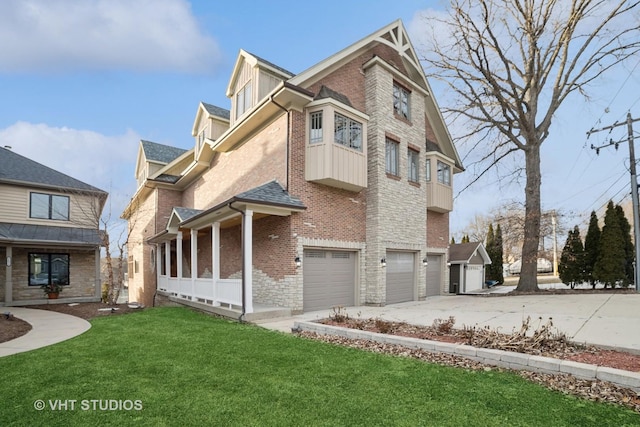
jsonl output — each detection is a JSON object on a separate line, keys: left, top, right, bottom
{"left": 158, "top": 275, "right": 242, "bottom": 308}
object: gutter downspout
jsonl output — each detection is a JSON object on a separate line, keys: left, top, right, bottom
{"left": 270, "top": 96, "right": 291, "bottom": 191}
{"left": 228, "top": 202, "right": 246, "bottom": 322}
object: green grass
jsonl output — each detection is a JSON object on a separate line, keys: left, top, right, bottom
{"left": 1, "top": 307, "right": 638, "bottom": 426}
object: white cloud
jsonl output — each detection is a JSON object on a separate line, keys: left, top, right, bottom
{"left": 0, "top": 121, "right": 140, "bottom": 217}
{"left": 0, "top": 0, "right": 221, "bottom": 73}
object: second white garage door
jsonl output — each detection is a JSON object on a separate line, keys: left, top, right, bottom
{"left": 425, "top": 255, "right": 442, "bottom": 297}
{"left": 386, "top": 251, "right": 415, "bottom": 304}
{"left": 303, "top": 249, "right": 356, "bottom": 312}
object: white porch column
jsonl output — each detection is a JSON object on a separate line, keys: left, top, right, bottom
{"left": 191, "top": 229, "right": 198, "bottom": 298}
{"left": 155, "top": 244, "right": 161, "bottom": 277}
{"left": 94, "top": 247, "right": 101, "bottom": 300}
{"left": 212, "top": 222, "right": 220, "bottom": 305}
{"left": 5, "top": 245, "right": 12, "bottom": 304}
{"left": 244, "top": 209, "right": 253, "bottom": 313}
{"left": 176, "top": 232, "right": 183, "bottom": 279}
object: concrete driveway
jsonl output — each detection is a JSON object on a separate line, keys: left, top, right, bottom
{"left": 256, "top": 292, "right": 640, "bottom": 353}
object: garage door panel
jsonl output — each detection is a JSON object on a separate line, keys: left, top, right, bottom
{"left": 426, "top": 255, "right": 442, "bottom": 297}
{"left": 303, "top": 250, "right": 355, "bottom": 312}
{"left": 386, "top": 252, "right": 415, "bottom": 304}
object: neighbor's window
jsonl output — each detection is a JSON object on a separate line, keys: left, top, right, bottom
{"left": 437, "top": 161, "right": 451, "bottom": 186}
{"left": 425, "top": 158, "right": 431, "bottom": 182}
{"left": 393, "top": 83, "right": 410, "bottom": 120}
{"left": 385, "top": 138, "right": 399, "bottom": 176}
{"left": 408, "top": 149, "right": 419, "bottom": 183}
{"left": 310, "top": 111, "right": 323, "bottom": 143}
{"left": 30, "top": 193, "right": 69, "bottom": 221}
{"left": 28, "top": 253, "right": 69, "bottom": 286}
{"left": 334, "top": 113, "right": 362, "bottom": 151}
{"left": 235, "top": 81, "right": 252, "bottom": 118}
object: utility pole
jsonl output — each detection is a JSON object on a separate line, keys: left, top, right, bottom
{"left": 588, "top": 113, "right": 640, "bottom": 292}
{"left": 552, "top": 211, "right": 558, "bottom": 276}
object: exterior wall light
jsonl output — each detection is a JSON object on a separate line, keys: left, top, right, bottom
{"left": 380, "top": 258, "right": 386, "bottom": 268}
{"left": 423, "top": 257, "right": 428, "bottom": 267}
{"left": 295, "top": 256, "right": 301, "bottom": 268}
{"left": 6, "top": 256, "right": 11, "bottom": 267}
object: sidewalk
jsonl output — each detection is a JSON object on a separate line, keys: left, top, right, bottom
{"left": 256, "top": 291, "right": 640, "bottom": 353}
{"left": 0, "top": 307, "right": 90, "bottom": 357}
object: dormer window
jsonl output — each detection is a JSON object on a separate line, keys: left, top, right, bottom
{"left": 197, "top": 128, "right": 207, "bottom": 151}
{"left": 236, "top": 81, "right": 252, "bottom": 118}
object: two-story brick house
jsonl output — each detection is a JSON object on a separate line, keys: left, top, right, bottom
{"left": 122, "top": 20, "right": 463, "bottom": 316}
{"left": 0, "top": 147, "right": 108, "bottom": 306}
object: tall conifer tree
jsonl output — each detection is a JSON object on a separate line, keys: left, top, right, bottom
{"left": 594, "top": 201, "right": 626, "bottom": 287}
{"left": 584, "top": 211, "right": 601, "bottom": 288}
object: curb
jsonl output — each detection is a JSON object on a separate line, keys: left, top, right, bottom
{"left": 294, "top": 321, "right": 640, "bottom": 393}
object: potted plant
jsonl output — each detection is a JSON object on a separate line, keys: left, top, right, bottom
{"left": 42, "top": 283, "right": 63, "bottom": 299}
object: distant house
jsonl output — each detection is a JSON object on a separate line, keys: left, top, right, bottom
{"left": 448, "top": 242, "right": 491, "bottom": 294}
{"left": 0, "top": 147, "right": 107, "bottom": 305}
{"left": 122, "top": 20, "right": 464, "bottom": 316}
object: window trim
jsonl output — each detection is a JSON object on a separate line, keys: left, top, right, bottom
{"left": 30, "top": 192, "right": 70, "bottom": 221}
{"left": 385, "top": 138, "right": 400, "bottom": 176}
{"left": 28, "top": 253, "right": 70, "bottom": 287}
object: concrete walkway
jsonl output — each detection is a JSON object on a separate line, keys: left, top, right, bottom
{"left": 0, "top": 307, "right": 91, "bottom": 357}
{"left": 256, "top": 290, "right": 640, "bottom": 353}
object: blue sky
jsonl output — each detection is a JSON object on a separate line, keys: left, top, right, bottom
{"left": 1, "top": 0, "right": 638, "bottom": 238}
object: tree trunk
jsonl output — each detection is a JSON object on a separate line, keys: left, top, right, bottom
{"left": 516, "top": 144, "right": 541, "bottom": 292}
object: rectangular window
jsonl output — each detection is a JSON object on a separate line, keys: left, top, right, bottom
{"left": 425, "top": 158, "right": 431, "bottom": 182}
{"left": 437, "top": 161, "right": 451, "bottom": 185}
{"left": 385, "top": 138, "right": 399, "bottom": 176}
{"left": 408, "top": 149, "right": 419, "bottom": 182}
{"left": 28, "top": 253, "right": 69, "bottom": 286}
{"left": 30, "top": 192, "right": 69, "bottom": 221}
{"left": 235, "top": 81, "right": 252, "bottom": 118}
{"left": 334, "top": 113, "right": 362, "bottom": 151}
{"left": 393, "top": 83, "right": 410, "bottom": 120}
{"left": 198, "top": 128, "right": 207, "bottom": 150}
{"left": 310, "top": 111, "right": 323, "bottom": 143}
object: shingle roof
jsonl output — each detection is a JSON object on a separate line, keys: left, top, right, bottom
{"left": 425, "top": 138, "right": 442, "bottom": 154}
{"left": 0, "top": 147, "right": 106, "bottom": 193}
{"left": 246, "top": 51, "right": 295, "bottom": 78}
{"left": 141, "top": 140, "right": 189, "bottom": 164}
{"left": 152, "top": 174, "right": 181, "bottom": 184}
{"left": 235, "top": 180, "right": 305, "bottom": 209}
{"left": 0, "top": 222, "right": 103, "bottom": 246}
{"left": 314, "top": 85, "right": 353, "bottom": 107}
{"left": 201, "top": 102, "right": 231, "bottom": 120}
{"left": 173, "top": 207, "right": 203, "bottom": 222}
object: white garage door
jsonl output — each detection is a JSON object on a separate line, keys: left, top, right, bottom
{"left": 425, "top": 255, "right": 442, "bottom": 297}
{"left": 465, "top": 265, "right": 484, "bottom": 293}
{"left": 386, "top": 251, "right": 415, "bottom": 304}
{"left": 303, "top": 250, "right": 356, "bottom": 312}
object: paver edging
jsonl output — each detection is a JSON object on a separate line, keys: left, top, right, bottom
{"left": 293, "top": 320, "right": 639, "bottom": 393}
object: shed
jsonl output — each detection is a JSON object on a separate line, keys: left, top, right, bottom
{"left": 448, "top": 242, "right": 492, "bottom": 294}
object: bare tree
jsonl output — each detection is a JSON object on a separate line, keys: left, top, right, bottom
{"left": 421, "top": 0, "right": 640, "bottom": 291}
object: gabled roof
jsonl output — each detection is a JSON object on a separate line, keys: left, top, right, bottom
{"left": 234, "top": 180, "right": 305, "bottom": 208}
{"left": 0, "top": 222, "right": 103, "bottom": 246}
{"left": 173, "top": 207, "right": 204, "bottom": 222}
{"left": 314, "top": 85, "right": 353, "bottom": 107}
{"left": 449, "top": 242, "right": 491, "bottom": 264}
{"left": 141, "top": 140, "right": 189, "bottom": 164}
{"left": 0, "top": 147, "right": 106, "bottom": 194}
{"left": 226, "top": 49, "right": 295, "bottom": 97}
{"left": 201, "top": 102, "right": 230, "bottom": 120}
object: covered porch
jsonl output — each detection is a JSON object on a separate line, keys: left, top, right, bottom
{"left": 149, "top": 181, "right": 305, "bottom": 318}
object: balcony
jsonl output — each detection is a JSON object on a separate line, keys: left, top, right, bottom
{"left": 306, "top": 141, "right": 367, "bottom": 192}
{"left": 426, "top": 181, "right": 453, "bottom": 212}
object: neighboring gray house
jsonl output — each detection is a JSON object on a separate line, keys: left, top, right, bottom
{"left": 448, "top": 242, "right": 491, "bottom": 294}
{"left": 0, "top": 147, "right": 107, "bottom": 305}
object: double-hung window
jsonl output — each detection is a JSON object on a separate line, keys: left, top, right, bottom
{"left": 437, "top": 161, "right": 451, "bottom": 186}
{"left": 30, "top": 192, "right": 69, "bottom": 221}
{"left": 385, "top": 138, "right": 399, "bottom": 176}
{"left": 408, "top": 149, "right": 419, "bottom": 183}
{"left": 425, "top": 158, "right": 431, "bottom": 182}
{"left": 309, "top": 111, "right": 323, "bottom": 144}
{"left": 393, "top": 83, "right": 410, "bottom": 120}
{"left": 236, "top": 81, "right": 252, "bottom": 118}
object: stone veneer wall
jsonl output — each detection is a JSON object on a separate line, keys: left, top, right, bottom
{"left": 364, "top": 61, "right": 428, "bottom": 304}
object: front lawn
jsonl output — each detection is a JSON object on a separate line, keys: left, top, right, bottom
{"left": 1, "top": 307, "right": 637, "bottom": 426}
